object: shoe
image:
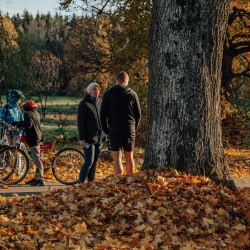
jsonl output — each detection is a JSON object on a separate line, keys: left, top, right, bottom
{"left": 25, "top": 178, "right": 36, "bottom": 185}
{"left": 30, "top": 179, "right": 46, "bottom": 186}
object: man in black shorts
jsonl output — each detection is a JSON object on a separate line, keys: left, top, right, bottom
{"left": 100, "top": 71, "right": 141, "bottom": 175}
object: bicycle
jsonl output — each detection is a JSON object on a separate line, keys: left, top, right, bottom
{"left": 0, "top": 119, "right": 11, "bottom": 149}
{"left": 0, "top": 124, "right": 84, "bottom": 185}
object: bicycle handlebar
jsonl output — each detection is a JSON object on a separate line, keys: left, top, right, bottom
{"left": 0, "top": 119, "right": 23, "bottom": 133}
{"left": 48, "top": 134, "right": 63, "bottom": 140}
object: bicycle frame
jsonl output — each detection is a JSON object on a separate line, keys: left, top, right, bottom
{"left": 23, "top": 134, "right": 65, "bottom": 169}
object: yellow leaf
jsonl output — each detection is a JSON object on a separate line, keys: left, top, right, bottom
{"left": 185, "top": 208, "right": 195, "bottom": 215}
{"left": 27, "top": 227, "right": 39, "bottom": 235}
{"left": 171, "top": 168, "right": 179, "bottom": 176}
{"left": 114, "top": 202, "right": 124, "bottom": 212}
{"left": 0, "top": 215, "right": 9, "bottom": 222}
{"left": 135, "top": 224, "right": 146, "bottom": 231}
{"left": 69, "top": 204, "right": 78, "bottom": 211}
{"left": 75, "top": 222, "right": 88, "bottom": 234}
{"left": 146, "top": 198, "right": 154, "bottom": 204}
{"left": 233, "top": 224, "right": 246, "bottom": 231}
{"left": 91, "top": 218, "right": 103, "bottom": 226}
{"left": 217, "top": 208, "right": 226, "bottom": 216}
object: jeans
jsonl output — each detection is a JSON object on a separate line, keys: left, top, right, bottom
{"left": 30, "top": 144, "right": 44, "bottom": 180}
{"left": 79, "top": 143, "right": 101, "bottom": 183}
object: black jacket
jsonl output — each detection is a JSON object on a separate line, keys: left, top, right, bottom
{"left": 100, "top": 85, "right": 141, "bottom": 135}
{"left": 77, "top": 94, "right": 106, "bottom": 144}
{"left": 14, "top": 108, "right": 42, "bottom": 147}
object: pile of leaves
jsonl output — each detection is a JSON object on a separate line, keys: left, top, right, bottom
{"left": 0, "top": 169, "right": 249, "bottom": 249}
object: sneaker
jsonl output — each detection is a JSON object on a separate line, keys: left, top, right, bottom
{"left": 30, "top": 179, "right": 46, "bottom": 186}
{"left": 25, "top": 178, "right": 36, "bottom": 185}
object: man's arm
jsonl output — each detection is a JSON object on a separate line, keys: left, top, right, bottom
{"left": 12, "top": 113, "right": 32, "bottom": 128}
{"left": 77, "top": 101, "right": 87, "bottom": 141}
{"left": 133, "top": 93, "right": 141, "bottom": 130}
{"left": 100, "top": 92, "right": 109, "bottom": 135}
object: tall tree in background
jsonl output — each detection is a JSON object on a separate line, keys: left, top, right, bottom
{"left": 60, "top": 0, "right": 151, "bottom": 82}
{"left": 222, "top": 1, "right": 250, "bottom": 99}
{"left": 27, "top": 50, "right": 62, "bottom": 118}
{"left": 142, "top": 1, "right": 236, "bottom": 190}
{"left": 0, "top": 13, "right": 18, "bottom": 96}
{"left": 64, "top": 17, "right": 115, "bottom": 86}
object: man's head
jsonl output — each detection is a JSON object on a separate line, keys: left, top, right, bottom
{"left": 87, "top": 82, "right": 101, "bottom": 99}
{"left": 116, "top": 71, "right": 129, "bottom": 86}
{"left": 9, "top": 89, "right": 25, "bottom": 105}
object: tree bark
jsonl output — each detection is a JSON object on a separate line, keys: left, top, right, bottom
{"left": 143, "top": 0, "right": 237, "bottom": 190}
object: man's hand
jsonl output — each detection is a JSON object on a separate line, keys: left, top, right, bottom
{"left": 78, "top": 140, "right": 85, "bottom": 147}
{"left": 8, "top": 124, "right": 14, "bottom": 130}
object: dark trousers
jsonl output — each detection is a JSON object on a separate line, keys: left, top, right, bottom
{"left": 79, "top": 144, "right": 101, "bottom": 183}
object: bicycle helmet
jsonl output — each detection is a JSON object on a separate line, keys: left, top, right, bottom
{"left": 23, "top": 100, "right": 38, "bottom": 110}
{"left": 9, "top": 89, "right": 25, "bottom": 99}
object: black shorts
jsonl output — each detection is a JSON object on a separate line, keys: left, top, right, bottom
{"left": 108, "top": 134, "right": 135, "bottom": 152}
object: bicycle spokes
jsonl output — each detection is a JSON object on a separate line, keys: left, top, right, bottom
{"left": 52, "top": 148, "right": 84, "bottom": 185}
{"left": 0, "top": 147, "right": 29, "bottom": 185}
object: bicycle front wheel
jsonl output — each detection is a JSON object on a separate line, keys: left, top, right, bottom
{"left": 0, "top": 147, "right": 29, "bottom": 185}
{"left": 52, "top": 147, "right": 84, "bottom": 185}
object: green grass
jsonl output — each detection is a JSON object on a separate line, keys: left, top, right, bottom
{"left": 39, "top": 96, "right": 81, "bottom": 143}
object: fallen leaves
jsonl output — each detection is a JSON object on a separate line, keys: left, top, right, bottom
{"left": 0, "top": 184, "right": 8, "bottom": 189}
{"left": 0, "top": 168, "right": 249, "bottom": 249}
{"left": 225, "top": 148, "right": 250, "bottom": 177}
{"left": 0, "top": 147, "right": 249, "bottom": 248}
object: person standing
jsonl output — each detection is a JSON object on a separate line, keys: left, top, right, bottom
{"left": 0, "top": 89, "right": 25, "bottom": 145}
{"left": 100, "top": 71, "right": 141, "bottom": 175}
{"left": 77, "top": 82, "right": 106, "bottom": 184}
{"left": 12, "top": 100, "right": 45, "bottom": 186}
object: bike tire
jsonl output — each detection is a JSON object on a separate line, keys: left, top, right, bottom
{"left": 52, "top": 147, "right": 84, "bottom": 185}
{"left": 0, "top": 147, "right": 29, "bottom": 185}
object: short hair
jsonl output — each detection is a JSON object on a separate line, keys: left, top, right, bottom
{"left": 116, "top": 71, "right": 129, "bottom": 84}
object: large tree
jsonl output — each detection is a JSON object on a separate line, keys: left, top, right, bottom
{"left": 142, "top": 1, "right": 236, "bottom": 190}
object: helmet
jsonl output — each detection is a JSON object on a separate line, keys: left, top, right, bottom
{"left": 23, "top": 100, "right": 38, "bottom": 110}
{"left": 9, "top": 89, "right": 25, "bottom": 99}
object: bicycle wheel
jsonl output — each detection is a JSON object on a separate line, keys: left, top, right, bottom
{"left": 52, "top": 147, "right": 84, "bottom": 185}
{"left": 0, "top": 147, "right": 29, "bottom": 185}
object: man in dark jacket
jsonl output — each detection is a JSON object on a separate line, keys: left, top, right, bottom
{"left": 12, "top": 100, "right": 45, "bottom": 186}
{"left": 100, "top": 71, "right": 141, "bottom": 175}
{"left": 77, "top": 82, "right": 106, "bottom": 183}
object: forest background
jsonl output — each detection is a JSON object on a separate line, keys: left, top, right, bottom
{"left": 0, "top": 0, "right": 249, "bottom": 148}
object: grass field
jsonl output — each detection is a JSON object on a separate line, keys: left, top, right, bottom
{"left": 38, "top": 96, "right": 82, "bottom": 145}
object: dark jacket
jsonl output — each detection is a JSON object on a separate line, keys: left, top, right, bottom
{"left": 77, "top": 94, "right": 106, "bottom": 144}
{"left": 100, "top": 85, "right": 141, "bottom": 135}
{"left": 13, "top": 108, "right": 42, "bottom": 147}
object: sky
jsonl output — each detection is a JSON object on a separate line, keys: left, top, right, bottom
{"left": 0, "top": 0, "right": 67, "bottom": 16}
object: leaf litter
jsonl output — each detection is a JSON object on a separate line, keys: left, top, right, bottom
{"left": 0, "top": 167, "right": 249, "bottom": 249}
{"left": 0, "top": 148, "right": 249, "bottom": 249}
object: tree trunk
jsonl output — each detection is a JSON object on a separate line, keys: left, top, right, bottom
{"left": 143, "top": 0, "right": 236, "bottom": 190}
